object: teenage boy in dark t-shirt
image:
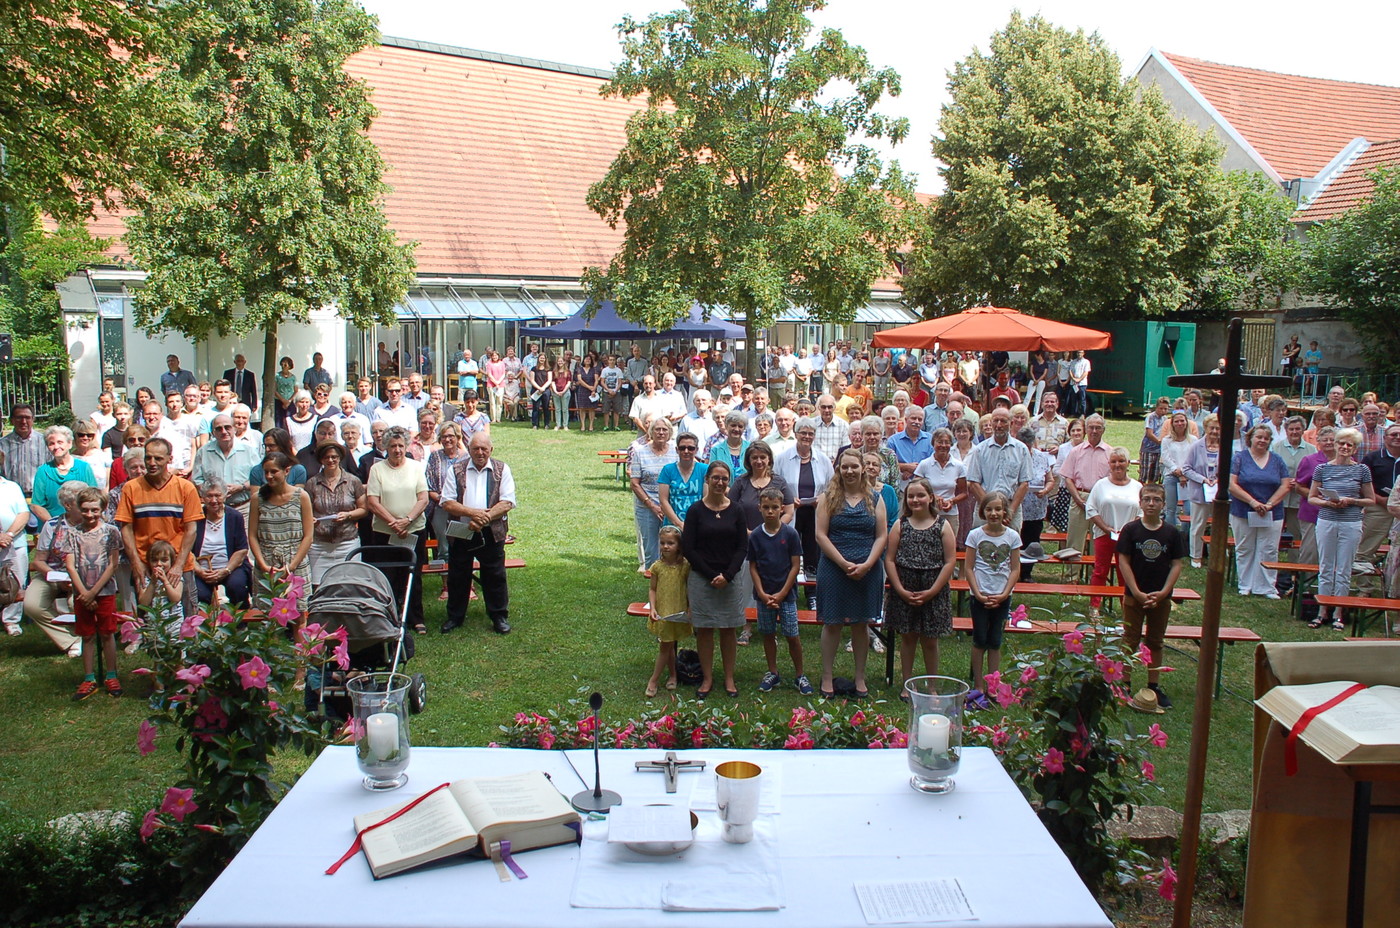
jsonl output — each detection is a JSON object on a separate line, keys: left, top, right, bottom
{"left": 1116, "top": 482, "right": 1187, "bottom": 709}
{"left": 747, "top": 487, "right": 813, "bottom": 695}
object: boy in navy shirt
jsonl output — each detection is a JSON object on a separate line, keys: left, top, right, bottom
{"left": 748, "top": 487, "right": 812, "bottom": 694}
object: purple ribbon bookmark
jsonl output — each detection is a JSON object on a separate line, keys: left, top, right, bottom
{"left": 489, "top": 840, "right": 528, "bottom": 880}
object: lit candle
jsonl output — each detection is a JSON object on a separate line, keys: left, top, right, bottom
{"left": 365, "top": 712, "right": 399, "bottom": 760}
{"left": 918, "top": 713, "right": 950, "bottom": 754}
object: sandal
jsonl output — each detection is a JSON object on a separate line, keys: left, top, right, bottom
{"left": 1307, "top": 616, "right": 1326, "bottom": 629}
{"left": 644, "top": 683, "right": 659, "bottom": 698}
{"left": 1332, "top": 618, "right": 1346, "bottom": 631}
{"left": 665, "top": 680, "right": 677, "bottom": 691}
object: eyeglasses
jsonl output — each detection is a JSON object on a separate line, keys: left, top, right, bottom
{"left": 387, "top": 388, "right": 402, "bottom": 394}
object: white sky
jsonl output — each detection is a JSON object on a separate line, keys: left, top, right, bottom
{"left": 359, "top": 0, "right": 1400, "bottom": 191}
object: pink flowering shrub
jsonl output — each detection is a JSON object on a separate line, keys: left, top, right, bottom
{"left": 129, "top": 574, "right": 339, "bottom": 884}
{"left": 965, "top": 617, "right": 1170, "bottom": 897}
{"left": 497, "top": 689, "right": 906, "bottom": 753}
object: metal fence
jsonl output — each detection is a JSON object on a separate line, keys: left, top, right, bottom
{"left": 0, "top": 356, "right": 69, "bottom": 420}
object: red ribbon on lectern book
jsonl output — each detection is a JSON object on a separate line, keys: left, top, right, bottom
{"left": 1284, "top": 683, "right": 1367, "bottom": 776}
{"left": 326, "top": 782, "right": 452, "bottom": 875}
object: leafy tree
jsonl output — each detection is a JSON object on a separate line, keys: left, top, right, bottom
{"left": 0, "top": 0, "right": 179, "bottom": 221}
{"left": 903, "top": 13, "right": 1232, "bottom": 320}
{"left": 584, "top": 0, "right": 916, "bottom": 381}
{"left": 126, "top": 0, "right": 415, "bottom": 423}
{"left": 1305, "top": 166, "right": 1400, "bottom": 369}
{"left": 1186, "top": 171, "right": 1304, "bottom": 318}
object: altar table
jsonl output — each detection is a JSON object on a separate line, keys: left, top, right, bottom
{"left": 180, "top": 745, "right": 1109, "bottom": 928}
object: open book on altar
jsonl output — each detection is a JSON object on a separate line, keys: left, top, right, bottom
{"left": 352, "top": 770, "right": 581, "bottom": 879}
{"left": 1256, "top": 681, "right": 1400, "bottom": 765}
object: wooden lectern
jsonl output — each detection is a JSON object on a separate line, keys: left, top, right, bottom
{"left": 1246, "top": 641, "right": 1400, "bottom": 928}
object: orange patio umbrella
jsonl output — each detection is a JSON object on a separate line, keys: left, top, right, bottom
{"left": 872, "top": 306, "right": 1112, "bottom": 353}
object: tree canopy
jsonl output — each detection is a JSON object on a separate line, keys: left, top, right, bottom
{"left": 1186, "top": 171, "right": 1303, "bottom": 318}
{"left": 1305, "top": 166, "right": 1400, "bottom": 369}
{"left": 125, "top": 0, "right": 414, "bottom": 422}
{"left": 903, "top": 13, "right": 1232, "bottom": 320}
{"left": 584, "top": 0, "right": 916, "bottom": 379}
{"left": 0, "top": 0, "right": 179, "bottom": 221}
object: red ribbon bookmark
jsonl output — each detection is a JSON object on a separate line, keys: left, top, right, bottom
{"left": 1284, "top": 683, "right": 1366, "bottom": 776}
{"left": 327, "top": 782, "right": 452, "bottom": 875}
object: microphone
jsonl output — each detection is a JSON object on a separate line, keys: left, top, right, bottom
{"left": 571, "top": 692, "right": 622, "bottom": 813}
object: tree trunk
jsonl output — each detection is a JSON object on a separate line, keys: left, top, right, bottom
{"left": 261, "top": 323, "right": 278, "bottom": 431}
{"left": 743, "top": 318, "right": 760, "bottom": 385}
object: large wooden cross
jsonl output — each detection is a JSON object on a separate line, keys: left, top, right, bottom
{"left": 1167, "top": 318, "right": 1291, "bottom": 928}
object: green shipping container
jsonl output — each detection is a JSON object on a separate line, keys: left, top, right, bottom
{"left": 1082, "top": 320, "right": 1197, "bottom": 414}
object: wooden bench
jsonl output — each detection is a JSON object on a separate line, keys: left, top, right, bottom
{"left": 598, "top": 448, "right": 630, "bottom": 482}
{"left": 422, "top": 556, "right": 526, "bottom": 577}
{"left": 1315, "top": 594, "right": 1400, "bottom": 638}
{"left": 1264, "top": 561, "right": 1319, "bottom": 621}
{"left": 626, "top": 601, "right": 1251, "bottom": 696}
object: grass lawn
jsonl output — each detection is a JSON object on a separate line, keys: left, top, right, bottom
{"left": 0, "top": 415, "right": 1340, "bottom": 827}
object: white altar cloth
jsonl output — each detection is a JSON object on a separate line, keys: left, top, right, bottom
{"left": 179, "top": 745, "right": 1109, "bottom": 928}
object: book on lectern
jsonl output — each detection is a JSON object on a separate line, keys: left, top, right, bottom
{"left": 1256, "top": 681, "right": 1400, "bottom": 764}
{"left": 352, "top": 770, "right": 580, "bottom": 879}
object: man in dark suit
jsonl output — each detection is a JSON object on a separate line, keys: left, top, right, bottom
{"left": 223, "top": 354, "right": 258, "bottom": 411}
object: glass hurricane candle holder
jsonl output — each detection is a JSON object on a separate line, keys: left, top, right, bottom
{"left": 347, "top": 672, "right": 412, "bottom": 790}
{"left": 904, "top": 675, "right": 969, "bottom": 793}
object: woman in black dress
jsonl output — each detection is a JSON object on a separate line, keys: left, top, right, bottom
{"left": 680, "top": 459, "right": 749, "bottom": 699}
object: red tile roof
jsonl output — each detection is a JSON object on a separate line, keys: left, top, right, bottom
{"left": 1161, "top": 52, "right": 1400, "bottom": 180}
{"left": 1295, "top": 139, "right": 1400, "bottom": 223}
{"left": 346, "top": 39, "right": 642, "bottom": 279}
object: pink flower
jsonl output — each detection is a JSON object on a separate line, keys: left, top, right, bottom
{"left": 888, "top": 731, "right": 908, "bottom": 749}
{"left": 236, "top": 656, "right": 271, "bottom": 690}
{"left": 139, "top": 809, "right": 163, "bottom": 842}
{"left": 267, "top": 701, "right": 281, "bottom": 715}
{"left": 1010, "top": 603, "right": 1028, "bottom": 622}
{"left": 690, "top": 727, "right": 705, "bottom": 748}
{"left": 160, "top": 786, "right": 198, "bottom": 822}
{"left": 192, "top": 823, "right": 222, "bottom": 834}
{"left": 784, "top": 732, "right": 814, "bottom": 750}
{"left": 286, "top": 574, "right": 308, "bottom": 603}
{"left": 1141, "top": 760, "right": 1156, "bottom": 782}
{"left": 577, "top": 715, "right": 598, "bottom": 736}
{"left": 331, "top": 637, "right": 350, "bottom": 670}
{"left": 175, "top": 664, "right": 211, "bottom": 691}
{"left": 130, "top": 666, "right": 153, "bottom": 676}
{"left": 1062, "top": 630, "right": 1085, "bottom": 655}
{"left": 1138, "top": 643, "right": 1153, "bottom": 665}
{"left": 216, "top": 610, "right": 236, "bottom": 626}
{"left": 868, "top": 740, "right": 886, "bottom": 749}
{"left": 850, "top": 709, "right": 866, "bottom": 726}
{"left": 1042, "top": 747, "right": 1066, "bottom": 774}
{"left": 1018, "top": 665, "right": 1039, "bottom": 685}
{"left": 267, "top": 596, "right": 298, "bottom": 627}
{"left": 989, "top": 679, "right": 1018, "bottom": 706}
{"left": 991, "top": 728, "right": 1011, "bottom": 748}
{"left": 1158, "top": 859, "right": 1178, "bottom": 900}
{"left": 1148, "top": 723, "right": 1168, "bottom": 748}
{"left": 537, "top": 731, "right": 555, "bottom": 749}
{"left": 1101, "top": 659, "right": 1125, "bottom": 684}
{"left": 178, "top": 613, "right": 205, "bottom": 639}
{"left": 119, "top": 620, "right": 143, "bottom": 645}
{"left": 193, "top": 698, "right": 229, "bottom": 741}
{"left": 137, "top": 719, "right": 158, "bottom": 756}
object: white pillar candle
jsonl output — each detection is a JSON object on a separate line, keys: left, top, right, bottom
{"left": 365, "top": 712, "right": 399, "bottom": 760}
{"left": 918, "top": 713, "right": 950, "bottom": 754}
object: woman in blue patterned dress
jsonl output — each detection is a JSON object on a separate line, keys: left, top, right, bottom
{"left": 815, "top": 448, "right": 887, "bottom": 699}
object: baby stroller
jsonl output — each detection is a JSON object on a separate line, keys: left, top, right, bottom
{"left": 308, "top": 546, "right": 427, "bottom": 719}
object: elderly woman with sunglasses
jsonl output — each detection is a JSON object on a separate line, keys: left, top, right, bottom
{"left": 658, "top": 431, "right": 708, "bottom": 531}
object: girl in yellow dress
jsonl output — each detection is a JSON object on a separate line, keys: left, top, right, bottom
{"left": 646, "top": 526, "right": 692, "bottom": 697}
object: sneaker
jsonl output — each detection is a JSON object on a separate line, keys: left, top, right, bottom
{"left": 1263, "top": 591, "right": 1281, "bottom": 601}
{"left": 845, "top": 638, "right": 854, "bottom": 652}
{"left": 795, "top": 674, "right": 814, "bottom": 695}
{"left": 736, "top": 626, "right": 752, "bottom": 646}
{"left": 72, "top": 679, "right": 98, "bottom": 701}
{"left": 104, "top": 676, "right": 123, "bottom": 698}
{"left": 1190, "top": 559, "right": 1202, "bottom": 569}
{"left": 868, "top": 628, "right": 885, "bottom": 653}
{"left": 758, "top": 671, "right": 781, "bottom": 692}
{"left": 1148, "top": 684, "right": 1173, "bottom": 710}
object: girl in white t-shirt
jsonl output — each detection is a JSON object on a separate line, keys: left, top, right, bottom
{"left": 963, "top": 492, "right": 1021, "bottom": 707}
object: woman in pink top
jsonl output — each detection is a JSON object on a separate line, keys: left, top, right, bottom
{"left": 484, "top": 350, "right": 508, "bottom": 424}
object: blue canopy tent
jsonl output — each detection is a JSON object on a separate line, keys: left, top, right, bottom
{"left": 518, "top": 300, "right": 744, "bottom": 341}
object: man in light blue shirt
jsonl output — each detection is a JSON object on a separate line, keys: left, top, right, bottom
{"left": 966, "top": 408, "right": 1031, "bottom": 530}
{"left": 888, "top": 407, "right": 932, "bottom": 488}
{"left": 923, "top": 382, "right": 953, "bottom": 432}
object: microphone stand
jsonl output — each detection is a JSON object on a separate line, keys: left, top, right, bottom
{"left": 571, "top": 692, "right": 622, "bottom": 812}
